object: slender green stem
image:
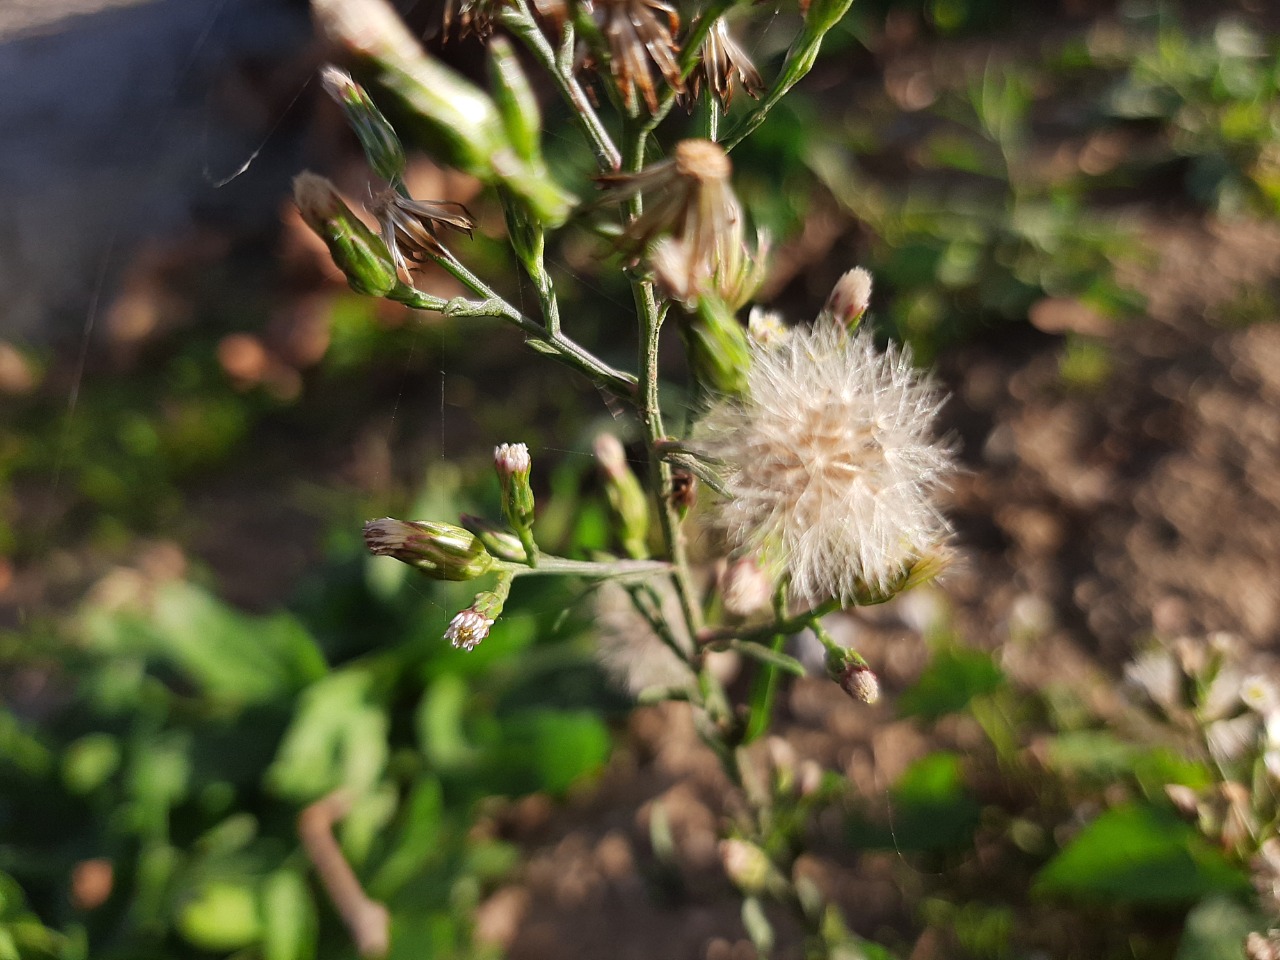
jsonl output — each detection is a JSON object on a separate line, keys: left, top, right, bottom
{"left": 637, "top": 0, "right": 736, "bottom": 146}
{"left": 723, "top": 0, "right": 855, "bottom": 152}
{"left": 390, "top": 249, "right": 636, "bottom": 397}
{"left": 698, "top": 598, "right": 842, "bottom": 647}
{"left": 627, "top": 582, "right": 704, "bottom": 704}
{"left": 704, "top": 94, "right": 721, "bottom": 142}
{"left": 504, "top": 556, "right": 670, "bottom": 578}
{"left": 499, "top": 1, "right": 621, "bottom": 171}
{"left": 632, "top": 279, "right": 702, "bottom": 635}
{"left": 527, "top": 230, "right": 562, "bottom": 338}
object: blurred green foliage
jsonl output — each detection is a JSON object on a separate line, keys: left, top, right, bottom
{"left": 1, "top": 503, "right": 617, "bottom": 958}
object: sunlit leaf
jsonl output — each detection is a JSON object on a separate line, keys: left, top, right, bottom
{"left": 1034, "top": 804, "right": 1250, "bottom": 904}
{"left": 177, "top": 881, "right": 260, "bottom": 952}
{"left": 268, "top": 668, "right": 389, "bottom": 801}
{"left": 898, "top": 647, "right": 1004, "bottom": 720}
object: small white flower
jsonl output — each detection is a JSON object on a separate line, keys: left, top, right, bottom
{"left": 445, "top": 609, "right": 493, "bottom": 651}
{"left": 1205, "top": 713, "right": 1260, "bottom": 765}
{"left": 747, "top": 307, "right": 788, "bottom": 348}
{"left": 493, "top": 442, "right": 531, "bottom": 477}
{"left": 695, "top": 320, "right": 953, "bottom": 606}
{"left": 1123, "top": 649, "right": 1182, "bottom": 711}
{"left": 1265, "top": 748, "right": 1280, "bottom": 783}
{"left": 1241, "top": 673, "right": 1280, "bottom": 714}
{"left": 1266, "top": 709, "right": 1280, "bottom": 748}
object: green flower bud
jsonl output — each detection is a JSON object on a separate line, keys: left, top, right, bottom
{"left": 312, "top": 0, "right": 574, "bottom": 225}
{"left": 294, "top": 172, "right": 402, "bottom": 297}
{"left": 460, "top": 514, "right": 528, "bottom": 563}
{"left": 364, "top": 517, "right": 494, "bottom": 580}
{"left": 487, "top": 37, "right": 541, "bottom": 165}
{"left": 320, "top": 66, "right": 406, "bottom": 183}
{"left": 687, "top": 295, "right": 752, "bottom": 396}
{"left": 804, "top": 0, "right": 855, "bottom": 32}
{"left": 495, "top": 443, "right": 538, "bottom": 564}
{"left": 594, "top": 433, "right": 650, "bottom": 560}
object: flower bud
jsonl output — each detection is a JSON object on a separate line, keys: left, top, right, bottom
{"left": 495, "top": 443, "right": 538, "bottom": 563}
{"left": 320, "top": 66, "right": 406, "bottom": 182}
{"left": 594, "top": 433, "right": 650, "bottom": 559}
{"left": 824, "top": 647, "right": 880, "bottom": 704}
{"left": 487, "top": 37, "right": 541, "bottom": 165}
{"left": 364, "top": 517, "right": 494, "bottom": 580}
{"left": 1164, "top": 784, "right": 1200, "bottom": 819}
{"left": 819, "top": 267, "right": 873, "bottom": 331}
{"left": 720, "top": 556, "right": 773, "bottom": 618}
{"left": 312, "top": 0, "right": 573, "bottom": 225}
{"left": 687, "top": 294, "right": 752, "bottom": 396}
{"left": 719, "top": 839, "right": 784, "bottom": 895}
{"left": 804, "top": 0, "right": 855, "bottom": 32}
{"left": 445, "top": 570, "right": 514, "bottom": 651}
{"left": 294, "top": 172, "right": 402, "bottom": 297}
{"left": 1245, "top": 930, "right": 1280, "bottom": 960}
{"left": 460, "top": 513, "right": 528, "bottom": 563}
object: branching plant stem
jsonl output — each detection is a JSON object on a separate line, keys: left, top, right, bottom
{"left": 500, "top": 0, "right": 621, "bottom": 170}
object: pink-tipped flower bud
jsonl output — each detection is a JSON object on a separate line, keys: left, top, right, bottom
{"left": 364, "top": 517, "right": 494, "bottom": 580}
{"left": 320, "top": 66, "right": 406, "bottom": 182}
{"left": 718, "top": 839, "right": 783, "bottom": 896}
{"left": 720, "top": 556, "right": 773, "bottom": 618}
{"left": 593, "top": 433, "right": 650, "bottom": 560}
{"left": 294, "top": 172, "right": 401, "bottom": 297}
{"left": 820, "top": 267, "right": 873, "bottom": 331}
{"left": 1164, "top": 784, "right": 1200, "bottom": 819}
{"left": 825, "top": 647, "right": 881, "bottom": 705}
{"left": 495, "top": 443, "right": 537, "bottom": 563}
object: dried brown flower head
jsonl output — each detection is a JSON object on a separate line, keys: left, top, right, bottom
{"left": 598, "top": 139, "right": 762, "bottom": 305}
{"left": 687, "top": 19, "right": 764, "bottom": 109}
{"left": 592, "top": 0, "right": 683, "bottom": 113}
{"left": 369, "top": 189, "right": 475, "bottom": 274}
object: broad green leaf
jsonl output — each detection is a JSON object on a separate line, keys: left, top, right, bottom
{"left": 261, "top": 870, "right": 317, "bottom": 960}
{"left": 1038, "top": 730, "right": 1144, "bottom": 780}
{"left": 177, "top": 881, "right": 260, "bottom": 952}
{"left": 268, "top": 668, "right": 389, "bottom": 801}
{"left": 1175, "top": 896, "right": 1269, "bottom": 960}
{"left": 497, "top": 710, "right": 611, "bottom": 795}
{"left": 85, "top": 581, "right": 326, "bottom": 708}
{"left": 1034, "top": 804, "right": 1250, "bottom": 904}
{"left": 898, "top": 647, "right": 1004, "bottom": 720}
{"left": 848, "top": 752, "right": 980, "bottom": 852}
{"left": 416, "top": 673, "right": 477, "bottom": 772}
{"left": 368, "top": 776, "right": 445, "bottom": 898}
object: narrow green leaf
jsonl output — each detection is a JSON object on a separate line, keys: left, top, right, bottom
{"left": 730, "top": 640, "right": 807, "bottom": 677}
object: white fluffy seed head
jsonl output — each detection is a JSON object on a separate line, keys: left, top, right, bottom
{"left": 696, "top": 323, "right": 954, "bottom": 607}
{"left": 593, "top": 581, "right": 695, "bottom": 697}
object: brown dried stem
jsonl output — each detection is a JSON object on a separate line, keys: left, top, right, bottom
{"left": 298, "top": 790, "right": 390, "bottom": 959}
